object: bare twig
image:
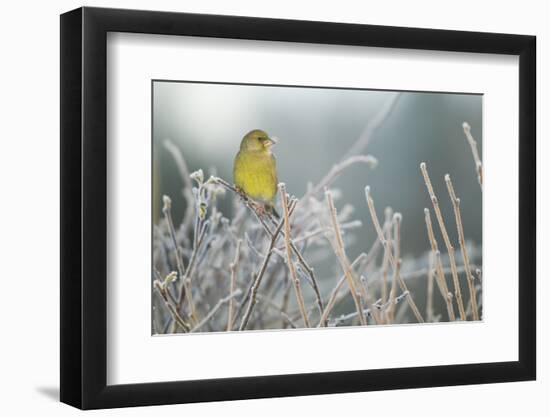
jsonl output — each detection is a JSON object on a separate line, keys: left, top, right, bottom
{"left": 280, "top": 183, "right": 311, "bottom": 327}
{"left": 163, "top": 140, "right": 195, "bottom": 229}
{"left": 364, "top": 187, "right": 424, "bottom": 323}
{"left": 212, "top": 175, "right": 322, "bottom": 316}
{"left": 445, "top": 174, "right": 479, "bottom": 321}
{"left": 163, "top": 140, "right": 193, "bottom": 195}
{"left": 162, "top": 195, "right": 197, "bottom": 324}
{"left": 391, "top": 213, "right": 424, "bottom": 323}
{"left": 264, "top": 212, "right": 325, "bottom": 319}
{"left": 435, "top": 251, "right": 456, "bottom": 321}
{"left": 359, "top": 274, "right": 380, "bottom": 324}
{"left": 238, "top": 198, "right": 297, "bottom": 330}
{"left": 475, "top": 269, "right": 483, "bottom": 316}
{"left": 424, "top": 207, "right": 457, "bottom": 322}
{"left": 386, "top": 215, "right": 399, "bottom": 323}
{"left": 192, "top": 290, "right": 242, "bottom": 332}
{"left": 380, "top": 207, "right": 393, "bottom": 306}
{"left": 301, "top": 155, "right": 377, "bottom": 203}
{"left": 232, "top": 200, "right": 297, "bottom": 328}
{"left": 176, "top": 215, "right": 209, "bottom": 316}
{"left": 301, "top": 94, "right": 398, "bottom": 203}
{"left": 280, "top": 277, "right": 292, "bottom": 328}
{"left": 331, "top": 305, "right": 372, "bottom": 326}
{"left": 334, "top": 289, "right": 409, "bottom": 326}
{"left": 325, "top": 189, "right": 367, "bottom": 325}
{"left": 420, "top": 162, "right": 466, "bottom": 321}
{"left": 280, "top": 220, "right": 362, "bottom": 248}
{"left": 317, "top": 253, "right": 367, "bottom": 326}
{"left": 216, "top": 177, "right": 324, "bottom": 327}
{"left": 153, "top": 274, "right": 191, "bottom": 332}
{"left": 462, "top": 122, "right": 483, "bottom": 189}
{"left": 227, "top": 239, "right": 242, "bottom": 331}
{"left": 256, "top": 294, "right": 298, "bottom": 329}
{"left": 426, "top": 251, "right": 435, "bottom": 322}
{"left": 391, "top": 263, "right": 479, "bottom": 283}
{"left": 343, "top": 93, "right": 401, "bottom": 159}
{"left": 286, "top": 86, "right": 399, "bottom": 223}
{"left": 161, "top": 196, "right": 185, "bottom": 277}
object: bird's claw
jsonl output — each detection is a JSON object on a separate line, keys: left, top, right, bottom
{"left": 256, "top": 204, "right": 266, "bottom": 217}
{"left": 235, "top": 186, "right": 247, "bottom": 199}
{"left": 234, "top": 185, "right": 269, "bottom": 219}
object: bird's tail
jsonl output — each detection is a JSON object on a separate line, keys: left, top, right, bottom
{"left": 265, "top": 203, "right": 280, "bottom": 219}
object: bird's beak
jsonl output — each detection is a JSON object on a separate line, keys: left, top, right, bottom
{"left": 265, "top": 136, "right": 278, "bottom": 148}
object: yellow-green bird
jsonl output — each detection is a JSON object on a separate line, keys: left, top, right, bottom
{"left": 233, "top": 129, "right": 279, "bottom": 217}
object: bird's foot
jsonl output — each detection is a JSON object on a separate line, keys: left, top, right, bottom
{"left": 255, "top": 204, "right": 267, "bottom": 217}
{"left": 235, "top": 186, "right": 247, "bottom": 200}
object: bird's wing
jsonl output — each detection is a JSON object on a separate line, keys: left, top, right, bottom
{"left": 233, "top": 151, "right": 242, "bottom": 185}
{"left": 270, "top": 154, "right": 278, "bottom": 191}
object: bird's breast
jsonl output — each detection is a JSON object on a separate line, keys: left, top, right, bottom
{"left": 233, "top": 151, "right": 278, "bottom": 202}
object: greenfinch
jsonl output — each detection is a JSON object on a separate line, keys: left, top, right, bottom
{"left": 233, "top": 129, "right": 279, "bottom": 217}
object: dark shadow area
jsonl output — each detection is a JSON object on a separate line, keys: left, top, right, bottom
{"left": 35, "top": 386, "right": 59, "bottom": 401}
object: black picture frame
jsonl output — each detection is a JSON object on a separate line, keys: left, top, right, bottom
{"left": 60, "top": 6, "right": 536, "bottom": 410}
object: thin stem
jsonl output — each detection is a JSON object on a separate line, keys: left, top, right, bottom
{"left": 359, "top": 274, "right": 380, "bottom": 324}
{"left": 238, "top": 199, "right": 296, "bottom": 331}
{"left": 395, "top": 263, "right": 479, "bottom": 283}
{"left": 227, "top": 239, "right": 242, "bottom": 331}
{"left": 462, "top": 122, "right": 483, "bottom": 190}
{"left": 178, "top": 220, "right": 208, "bottom": 303}
{"left": 162, "top": 195, "right": 197, "bottom": 324}
{"left": 317, "top": 253, "right": 367, "bottom": 326}
{"left": 300, "top": 93, "right": 397, "bottom": 203}
{"left": 265, "top": 213, "right": 325, "bottom": 319}
{"left": 386, "top": 215, "right": 399, "bottom": 323}
{"left": 301, "top": 155, "right": 377, "bottom": 203}
{"left": 213, "top": 175, "right": 321, "bottom": 318}
{"left": 391, "top": 214, "right": 424, "bottom": 323}
{"left": 153, "top": 279, "right": 190, "bottom": 332}
{"left": 436, "top": 251, "right": 457, "bottom": 321}
{"left": 280, "top": 277, "right": 292, "bottom": 328}
{"left": 162, "top": 140, "right": 195, "bottom": 228}
{"left": 191, "top": 290, "right": 242, "bottom": 332}
{"left": 334, "top": 290, "right": 408, "bottom": 326}
{"left": 162, "top": 140, "right": 193, "bottom": 196}
{"left": 232, "top": 200, "right": 297, "bottom": 329}
{"left": 331, "top": 307, "right": 371, "bottom": 326}
{"left": 445, "top": 174, "right": 480, "bottom": 321}
{"left": 365, "top": 187, "right": 424, "bottom": 323}
{"left": 279, "top": 220, "right": 362, "bottom": 248}
{"left": 256, "top": 294, "right": 298, "bottom": 329}
{"left": 234, "top": 200, "right": 297, "bottom": 324}
{"left": 426, "top": 251, "right": 435, "bottom": 322}
{"left": 279, "top": 183, "right": 310, "bottom": 328}
{"left": 424, "top": 207, "right": 457, "bottom": 322}
{"left": 325, "top": 189, "right": 367, "bottom": 325}
{"left": 343, "top": 93, "right": 401, "bottom": 159}
{"left": 380, "top": 207, "right": 393, "bottom": 306}
{"left": 420, "top": 162, "right": 467, "bottom": 321}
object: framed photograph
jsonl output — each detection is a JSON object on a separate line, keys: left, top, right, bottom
{"left": 60, "top": 6, "right": 536, "bottom": 409}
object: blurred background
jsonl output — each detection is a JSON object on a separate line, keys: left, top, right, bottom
{"left": 153, "top": 80, "right": 482, "bottom": 259}
{"left": 153, "top": 81, "right": 482, "bottom": 321}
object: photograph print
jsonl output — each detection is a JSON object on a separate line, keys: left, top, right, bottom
{"left": 152, "top": 80, "right": 483, "bottom": 334}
